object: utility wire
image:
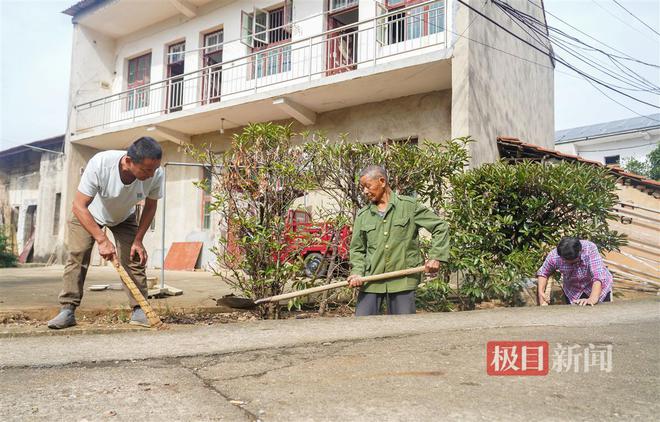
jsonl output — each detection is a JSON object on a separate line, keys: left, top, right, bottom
{"left": 456, "top": 0, "right": 659, "bottom": 109}
{"left": 525, "top": 0, "right": 659, "bottom": 67}
{"left": 611, "top": 0, "right": 660, "bottom": 37}
{"left": 591, "top": 0, "right": 658, "bottom": 41}
{"left": 495, "top": 0, "right": 659, "bottom": 92}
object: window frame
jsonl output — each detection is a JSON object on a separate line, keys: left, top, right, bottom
{"left": 126, "top": 52, "right": 152, "bottom": 111}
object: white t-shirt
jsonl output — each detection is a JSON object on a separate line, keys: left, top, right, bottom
{"left": 78, "top": 150, "right": 163, "bottom": 227}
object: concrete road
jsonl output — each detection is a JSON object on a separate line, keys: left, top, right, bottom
{"left": 1, "top": 299, "right": 658, "bottom": 421}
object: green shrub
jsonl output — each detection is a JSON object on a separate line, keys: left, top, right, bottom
{"left": 0, "top": 227, "right": 17, "bottom": 268}
{"left": 445, "top": 160, "right": 626, "bottom": 307}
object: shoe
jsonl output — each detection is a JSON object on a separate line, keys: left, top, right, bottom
{"left": 129, "top": 307, "right": 150, "bottom": 327}
{"left": 47, "top": 308, "right": 76, "bottom": 329}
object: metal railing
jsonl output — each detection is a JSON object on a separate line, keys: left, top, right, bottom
{"left": 74, "top": 0, "right": 447, "bottom": 132}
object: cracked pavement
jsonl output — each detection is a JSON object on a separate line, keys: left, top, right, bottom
{"left": 1, "top": 299, "right": 659, "bottom": 421}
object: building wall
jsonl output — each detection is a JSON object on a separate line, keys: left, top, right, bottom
{"left": 33, "top": 152, "right": 66, "bottom": 263}
{"left": 71, "top": 0, "right": 451, "bottom": 131}
{"left": 0, "top": 150, "right": 65, "bottom": 262}
{"left": 5, "top": 154, "right": 40, "bottom": 255}
{"left": 451, "top": 0, "right": 554, "bottom": 166}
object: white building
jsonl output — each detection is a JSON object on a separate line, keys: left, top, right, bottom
{"left": 60, "top": 0, "right": 555, "bottom": 268}
{"left": 555, "top": 114, "right": 660, "bottom": 166}
{"left": 0, "top": 136, "right": 66, "bottom": 263}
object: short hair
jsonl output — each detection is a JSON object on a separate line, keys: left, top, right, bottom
{"left": 359, "top": 165, "right": 388, "bottom": 183}
{"left": 557, "top": 237, "right": 582, "bottom": 260}
{"left": 127, "top": 137, "right": 162, "bottom": 163}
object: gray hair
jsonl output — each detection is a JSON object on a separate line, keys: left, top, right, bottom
{"left": 359, "top": 165, "right": 388, "bottom": 183}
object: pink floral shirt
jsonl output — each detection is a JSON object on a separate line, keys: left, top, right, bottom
{"left": 537, "top": 240, "right": 613, "bottom": 304}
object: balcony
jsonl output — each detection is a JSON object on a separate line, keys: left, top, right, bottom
{"left": 72, "top": 0, "right": 451, "bottom": 142}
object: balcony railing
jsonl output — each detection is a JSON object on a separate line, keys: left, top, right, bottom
{"left": 74, "top": 0, "right": 447, "bottom": 133}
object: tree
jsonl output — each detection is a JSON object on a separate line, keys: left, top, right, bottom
{"left": 187, "top": 123, "right": 316, "bottom": 318}
{"left": 622, "top": 143, "right": 660, "bottom": 181}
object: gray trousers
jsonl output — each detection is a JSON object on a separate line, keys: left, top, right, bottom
{"left": 355, "top": 290, "right": 416, "bottom": 316}
{"left": 58, "top": 214, "right": 147, "bottom": 309}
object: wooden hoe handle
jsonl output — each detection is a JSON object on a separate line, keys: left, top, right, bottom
{"left": 254, "top": 265, "right": 427, "bottom": 305}
{"left": 112, "top": 258, "right": 164, "bottom": 329}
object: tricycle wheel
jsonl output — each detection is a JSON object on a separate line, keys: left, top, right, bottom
{"left": 304, "top": 253, "right": 328, "bottom": 278}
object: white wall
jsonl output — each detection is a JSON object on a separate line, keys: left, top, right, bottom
{"left": 556, "top": 133, "right": 659, "bottom": 166}
{"left": 33, "top": 152, "right": 66, "bottom": 262}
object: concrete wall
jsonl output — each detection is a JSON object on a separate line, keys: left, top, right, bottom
{"left": 5, "top": 154, "right": 40, "bottom": 255}
{"left": 33, "top": 152, "right": 66, "bottom": 263}
{"left": 451, "top": 0, "right": 554, "bottom": 166}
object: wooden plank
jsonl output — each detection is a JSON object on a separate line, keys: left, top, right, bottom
{"left": 605, "top": 259, "right": 660, "bottom": 283}
{"left": 18, "top": 232, "right": 34, "bottom": 263}
{"left": 164, "top": 241, "right": 203, "bottom": 271}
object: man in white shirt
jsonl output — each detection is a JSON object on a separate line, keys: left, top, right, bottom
{"left": 48, "top": 137, "right": 163, "bottom": 329}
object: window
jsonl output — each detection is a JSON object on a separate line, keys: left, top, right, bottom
{"left": 329, "top": 0, "right": 358, "bottom": 12}
{"left": 52, "top": 193, "right": 61, "bottom": 236}
{"left": 605, "top": 155, "right": 620, "bottom": 165}
{"left": 242, "top": 3, "right": 293, "bottom": 78}
{"left": 166, "top": 42, "right": 185, "bottom": 112}
{"left": 378, "top": 0, "right": 445, "bottom": 45}
{"left": 241, "top": 2, "right": 292, "bottom": 47}
{"left": 202, "top": 167, "right": 213, "bottom": 230}
{"left": 127, "top": 53, "right": 151, "bottom": 110}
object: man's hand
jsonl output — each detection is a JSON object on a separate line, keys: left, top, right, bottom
{"left": 347, "top": 274, "right": 364, "bottom": 288}
{"left": 575, "top": 297, "right": 598, "bottom": 306}
{"left": 97, "top": 238, "right": 116, "bottom": 262}
{"left": 130, "top": 240, "right": 148, "bottom": 266}
{"left": 538, "top": 291, "right": 550, "bottom": 306}
{"left": 425, "top": 259, "right": 441, "bottom": 273}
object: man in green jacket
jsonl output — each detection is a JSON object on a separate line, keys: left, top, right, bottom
{"left": 348, "top": 165, "right": 449, "bottom": 316}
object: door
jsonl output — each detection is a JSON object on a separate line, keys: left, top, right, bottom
{"left": 326, "top": 6, "right": 358, "bottom": 75}
{"left": 166, "top": 42, "right": 185, "bottom": 112}
{"left": 202, "top": 31, "right": 223, "bottom": 104}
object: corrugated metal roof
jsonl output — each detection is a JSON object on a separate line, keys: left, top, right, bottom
{"left": 555, "top": 113, "right": 660, "bottom": 144}
{"left": 0, "top": 135, "right": 65, "bottom": 158}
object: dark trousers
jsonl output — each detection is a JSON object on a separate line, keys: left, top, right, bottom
{"left": 355, "top": 290, "right": 416, "bottom": 316}
{"left": 58, "top": 214, "right": 147, "bottom": 309}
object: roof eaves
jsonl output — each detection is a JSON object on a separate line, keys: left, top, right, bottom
{"left": 62, "top": 0, "right": 111, "bottom": 18}
{"left": 497, "top": 136, "right": 660, "bottom": 193}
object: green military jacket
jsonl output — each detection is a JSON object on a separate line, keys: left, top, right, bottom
{"left": 349, "top": 192, "right": 449, "bottom": 293}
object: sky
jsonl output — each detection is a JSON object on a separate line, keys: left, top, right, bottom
{"left": 0, "top": 0, "right": 658, "bottom": 152}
